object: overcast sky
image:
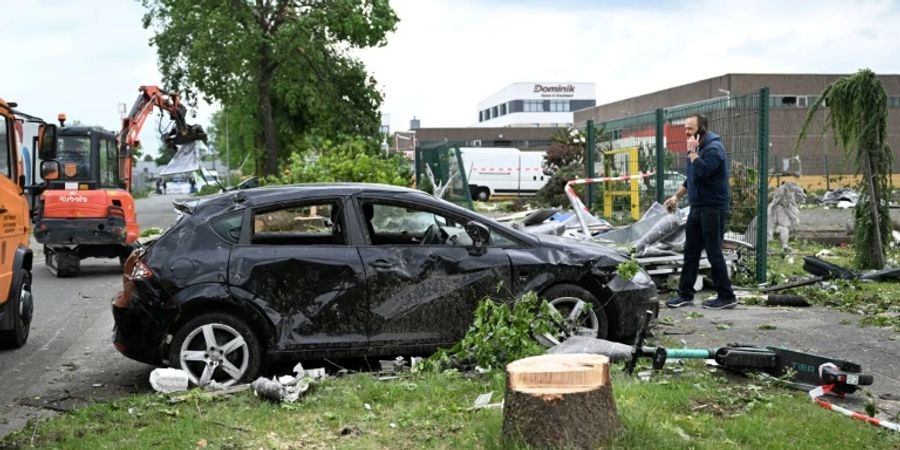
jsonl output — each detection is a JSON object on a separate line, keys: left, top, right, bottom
{"left": 3, "top": 0, "right": 899, "bottom": 156}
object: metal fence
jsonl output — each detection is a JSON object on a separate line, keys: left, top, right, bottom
{"left": 581, "top": 87, "right": 770, "bottom": 283}
{"left": 414, "top": 142, "right": 474, "bottom": 209}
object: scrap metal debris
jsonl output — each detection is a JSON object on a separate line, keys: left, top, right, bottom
{"left": 818, "top": 187, "right": 859, "bottom": 208}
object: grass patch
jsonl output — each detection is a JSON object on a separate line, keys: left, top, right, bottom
{"left": 139, "top": 227, "right": 164, "bottom": 238}
{"left": 3, "top": 367, "right": 897, "bottom": 449}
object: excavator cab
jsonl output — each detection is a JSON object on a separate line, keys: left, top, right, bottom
{"left": 33, "top": 124, "right": 138, "bottom": 277}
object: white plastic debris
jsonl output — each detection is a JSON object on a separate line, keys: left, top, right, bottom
{"left": 305, "top": 368, "right": 327, "bottom": 379}
{"left": 472, "top": 392, "right": 493, "bottom": 409}
{"left": 149, "top": 368, "right": 190, "bottom": 393}
{"left": 251, "top": 376, "right": 309, "bottom": 403}
{"left": 816, "top": 249, "right": 835, "bottom": 258}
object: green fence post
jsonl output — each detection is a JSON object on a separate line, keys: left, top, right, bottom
{"left": 415, "top": 145, "right": 422, "bottom": 186}
{"left": 755, "top": 87, "right": 770, "bottom": 284}
{"left": 586, "top": 120, "right": 596, "bottom": 208}
{"left": 655, "top": 108, "right": 665, "bottom": 203}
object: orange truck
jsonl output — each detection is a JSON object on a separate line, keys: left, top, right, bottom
{"left": 0, "top": 96, "right": 56, "bottom": 348}
{"left": 32, "top": 86, "right": 205, "bottom": 277}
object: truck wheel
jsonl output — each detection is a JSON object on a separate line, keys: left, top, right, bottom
{"left": 541, "top": 284, "right": 609, "bottom": 341}
{"left": 168, "top": 312, "right": 262, "bottom": 387}
{"left": 475, "top": 188, "right": 490, "bottom": 202}
{"left": 0, "top": 271, "right": 33, "bottom": 349}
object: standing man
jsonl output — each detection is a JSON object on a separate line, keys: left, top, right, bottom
{"left": 663, "top": 114, "right": 737, "bottom": 309}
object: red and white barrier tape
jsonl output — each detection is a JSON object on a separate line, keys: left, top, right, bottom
{"left": 808, "top": 364, "right": 899, "bottom": 432}
{"left": 565, "top": 171, "right": 656, "bottom": 185}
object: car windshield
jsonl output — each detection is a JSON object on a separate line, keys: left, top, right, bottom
{"left": 58, "top": 136, "right": 92, "bottom": 181}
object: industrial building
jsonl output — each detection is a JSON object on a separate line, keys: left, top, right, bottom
{"left": 574, "top": 73, "right": 900, "bottom": 182}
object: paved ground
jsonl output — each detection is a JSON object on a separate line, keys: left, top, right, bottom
{"left": 0, "top": 193, "right": 183, "bottom": 438}
{"left": 662, "top": 296, "right": 900, "bottom": 420}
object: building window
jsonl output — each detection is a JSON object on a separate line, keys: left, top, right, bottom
{"left": 524, "top": 100, "right": 544, "bottom": 112}
{"left": 888, "top": 96, "right": 900, "bottom": 108}
{"left": 549, "top": 100, "right": 570, "bottom": 112}
{"left": 500, "top": 104, "right": 507, "bottom": 116}
{"left": 484, "top": 109, "right": 491, "bottom": 120}
{"left": 492, "top": 106, "right": 498, "bottom": 117}
{"left": 479, "top": 111, "right": 483, "bottom": 122}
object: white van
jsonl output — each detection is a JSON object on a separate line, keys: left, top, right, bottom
{"left": 459, "top": 147, "right": 550, "bottom": 202}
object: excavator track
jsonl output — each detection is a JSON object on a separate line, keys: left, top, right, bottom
{"left": 45, "top": 247, "right": 80, "bottom": 278}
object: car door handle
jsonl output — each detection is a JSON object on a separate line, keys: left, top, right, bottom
{"left": 371, "top": 259, "right": 394, "bottom": 269}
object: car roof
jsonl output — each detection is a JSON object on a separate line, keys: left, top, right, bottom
{"left": 240, "top": 183, "right": 423, "bottom": 205}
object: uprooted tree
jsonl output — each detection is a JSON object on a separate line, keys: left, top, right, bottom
{"left": 140, "top": 0, "right": 398, "bottom": 177}
{"left": 798, "top": 69, "right": 893, "bottom": 269}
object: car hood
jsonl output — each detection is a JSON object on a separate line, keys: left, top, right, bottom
{"left": 535, "top": 234, "right": 629, "bottom": 268}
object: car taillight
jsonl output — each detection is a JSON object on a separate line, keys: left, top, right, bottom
{"left": 129, "top": 259, "right": 154, "bottom": 280}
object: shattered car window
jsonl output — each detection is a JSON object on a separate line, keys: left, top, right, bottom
{"left": 211, "top": 212, "right": 243, "bottom": 243}
{"left": 252, "top": 202, "right": 345, "bottom": 245}
{"left": 370, "top": 204, "right": 448, "bottom": 234}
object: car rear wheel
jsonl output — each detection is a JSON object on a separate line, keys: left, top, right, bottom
{"left": 168, "top": 313, "right": 261, "bottom": 387}
{"left": 0, "top": 271, "right": 33, "bottom": 349}
{"left": 475, "top": 188, "right": 490, "bottom": 202}
{"left": 542, "top": 284, "right": 609, "bottom": 342}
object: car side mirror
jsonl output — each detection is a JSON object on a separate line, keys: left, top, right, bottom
{"left": 465, "top": 221, "right": 490, "bottom": 251}
{"left": 40, "top": 160, "right": 60, "bottom": 181}
{"left": 38, "top": 124, "right": 58, "bottom": 160}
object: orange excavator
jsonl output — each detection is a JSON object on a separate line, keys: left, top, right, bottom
{"left": 33, "top": 86, "right": 206, "bottom": 277}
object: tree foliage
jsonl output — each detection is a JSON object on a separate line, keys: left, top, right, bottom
{"left": 798, "top": 69, "right": 893, "bottom": 269}
{"left": 534, "top": 127, "right": 588, "bottom": 208}
{"left": 141, "top": 0, "right": 399, "bottom": 176}
{"left": 270, "top": 136, "right": 411, "bottom": 186}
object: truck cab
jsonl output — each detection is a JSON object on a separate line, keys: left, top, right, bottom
{"left": 0, "top": 97, "right": 36, "bottom": 348}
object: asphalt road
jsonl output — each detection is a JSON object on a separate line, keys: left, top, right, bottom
{"left": 0, "top": 193, "right": 184, "bottom": 438}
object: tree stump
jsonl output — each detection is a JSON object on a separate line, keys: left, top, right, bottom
{"left": 502, "top": 354, "right": 622, "bottom": 449}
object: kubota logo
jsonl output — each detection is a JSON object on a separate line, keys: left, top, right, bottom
{"left": 58, "top": 194, "right": 88, "bottom": 203}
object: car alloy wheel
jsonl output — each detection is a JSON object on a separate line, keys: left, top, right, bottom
{"left": 548, "top": 296, "right": 600, "bottom": 339}
{"left": 177, "top": 322, "right": 250, "bottom": 387}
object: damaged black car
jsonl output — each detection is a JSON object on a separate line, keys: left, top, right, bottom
{"left": 113, "top": 184, "right": 658, "bottom": 385}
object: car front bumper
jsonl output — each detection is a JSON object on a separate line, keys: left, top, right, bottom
{"left": 599, "top": 271, "right": 659, "bottom": 340}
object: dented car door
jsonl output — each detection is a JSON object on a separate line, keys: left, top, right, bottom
{"left": 227, "top": 197, "right": 368, "bottom": 352}
{"left": 355, "top": 197, "right": 513, "bottom": 350}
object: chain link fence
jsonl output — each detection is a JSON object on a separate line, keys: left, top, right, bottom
{"left": 580, "top": 88, "right": 770, "bottom": 283}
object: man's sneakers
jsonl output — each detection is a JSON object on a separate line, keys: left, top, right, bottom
{"left": 665, "top": 296, "right": 694, "bottom": 308}
{"left": 701, "top": 297, "right": 738, "bottom": 310}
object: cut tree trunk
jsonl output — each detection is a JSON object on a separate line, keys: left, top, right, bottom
{"left": 502, "top": 354, "right": 622, "bottom": 449}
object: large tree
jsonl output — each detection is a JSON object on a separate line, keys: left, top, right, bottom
{"left": 140, "top": 0, "right": 398, "bottom": 176}
{"left": 798, "top": 69, "right": 893, "bottom": 269}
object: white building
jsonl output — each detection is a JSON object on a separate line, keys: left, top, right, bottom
{"left": 475, "top": 82, "right": 596, "bottom": 127}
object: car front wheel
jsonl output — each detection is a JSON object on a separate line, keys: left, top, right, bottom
{"left": 168, "top": 312, "right": 261, "bottom": 387}
{"left": 542, "top": 283, "right": 609, "bottom": 341}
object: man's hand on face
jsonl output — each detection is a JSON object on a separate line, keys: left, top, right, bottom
{"left": 686, "top": 134, "right": 700, "bottom": 152}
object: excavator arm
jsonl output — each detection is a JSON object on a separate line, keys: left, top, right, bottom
{"left": 117, "top": 86, "right": 207, "bottom": 191}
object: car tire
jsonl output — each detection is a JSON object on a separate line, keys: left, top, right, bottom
{"left": 542, "top": 283, "right": 609, "bottom": 340}
{"left": 0, "top": 271, "right": 33, "bottom": 349}
{"left": 168, "top": 312, "right": 262, "bottom": 387}
{"left": 475, "top": 188, "right": 490, "bottom": 202}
